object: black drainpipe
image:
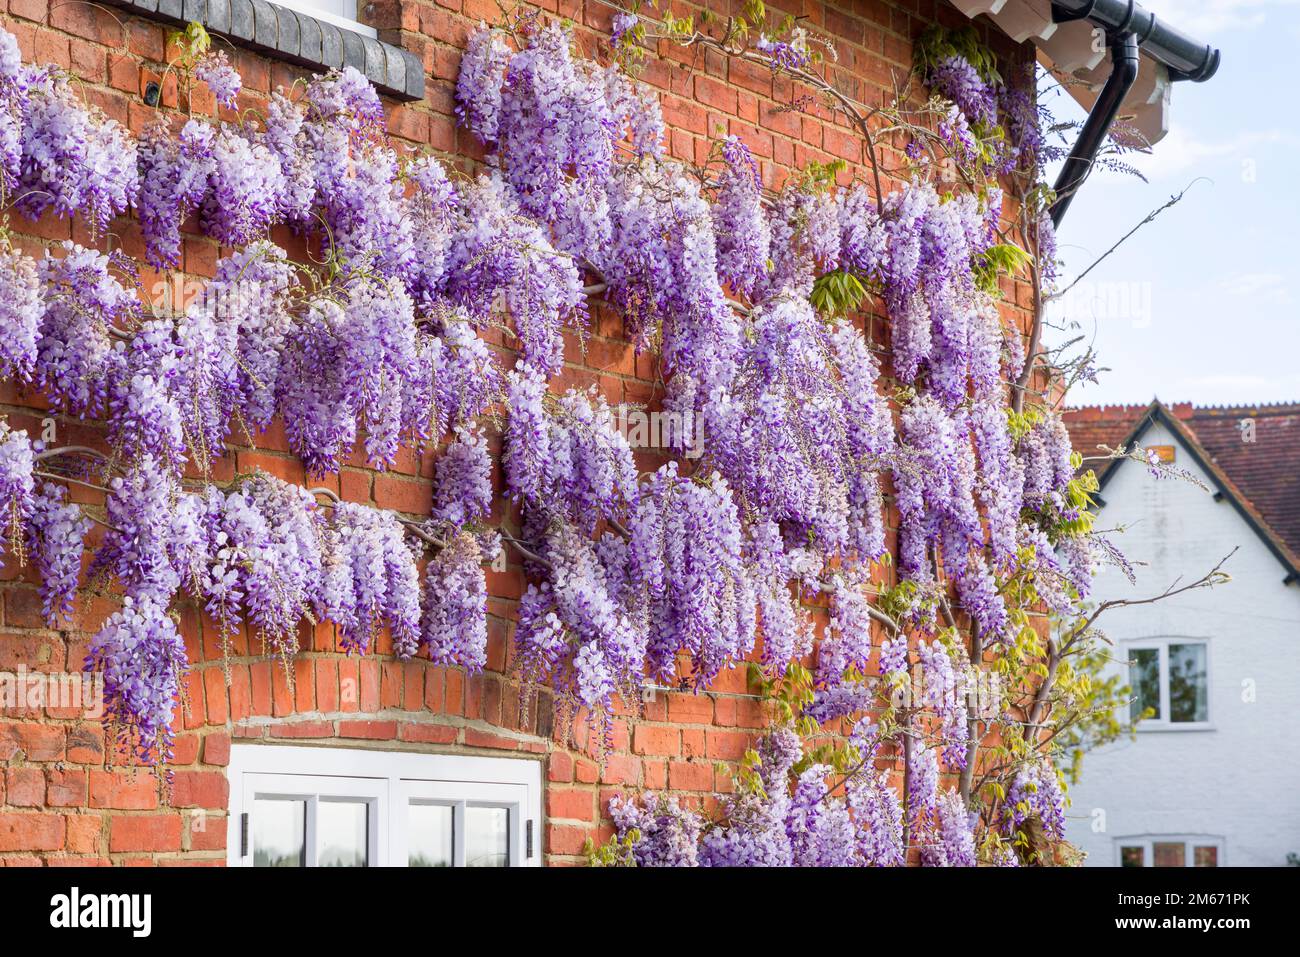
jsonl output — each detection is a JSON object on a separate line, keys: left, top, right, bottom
{"left": 1048, "top": 0, "right": 1221, "bottom": 227}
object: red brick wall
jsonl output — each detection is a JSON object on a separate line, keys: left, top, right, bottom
{"left": 0, "top": 0, "right": 1038, "bottom": 865}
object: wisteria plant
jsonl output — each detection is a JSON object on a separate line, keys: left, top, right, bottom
{"left": 0, "top": 5, "right": 1227, "bottom": 864}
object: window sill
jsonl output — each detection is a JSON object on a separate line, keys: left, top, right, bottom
{"left": 105, "top": 0, "right": 424, "bottom": 101}
{"left": 1130, "top": 722, "right": 1216, "bottom": 733}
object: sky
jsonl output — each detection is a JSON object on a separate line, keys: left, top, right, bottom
{"left": 1041, "top": 0, "right": 1300, "bottom": 408}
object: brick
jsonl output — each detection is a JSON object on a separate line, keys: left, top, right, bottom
{"left": 632, "top": 724, "right": 679, "bottom": 757}
{"left": 4, "top": 768, "right": 44, "bottom": 806}
{"left": 666, "top": 693, "right": 713, "bottom": 724}
{"left": 189, "top": 812, "right": 227, "bottom": 851}
{"left": 706, "top": 730, "right": 752, "bottom": 761}
{"left": 110, "top": 815, "right": 183, "bottom": 853}
{"left": 0, "top": 724, "right": 65, "bottom": 761}
{"left": 89, "top": 771, "right": 160, "bottom": 810}
{"left": 668, "top": 760, "right": 714, "bottom": 792}
{"left": 398, "top": 722, "right": 457, "bottom": 744}
{"left": 545, "top": 823, "right": 591, "bottom": 857}
{"left": 46, "top": 769, "right": 88, "bottom": 807}
{"left": 203, "top": 732, "right": 231, "bottom": 766}
{"left": 0, "top": 813, "right": 65, "bottom": 852}
{"left": 65, "top": 814, "right": 102, "bottom": 855}
{"left": 269, "top": 720, "right": 334, "bottom": 738}
{"left": 462, "top": 728, "right": 520, "bottom": 751}
{"left": 170, "top": 771, "right": 229, "bottom": 809}
{"left": 338, "top": 720, "right": 397, "bottom": 740}
{"left": 546, "top": 787, "right": 595, "bottom": 822}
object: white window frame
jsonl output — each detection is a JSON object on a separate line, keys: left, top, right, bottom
{"left": 1122, "top": 636, "right": 1213, "bottom": 731}
{"left": 227, "top": 744, "right": 543, "bottom": 867}
{"left": 1115, "top": 835, "right": 1226, "bottom": 867}
{"left": 269, "top": 0, "right": 378, "bottom": 40}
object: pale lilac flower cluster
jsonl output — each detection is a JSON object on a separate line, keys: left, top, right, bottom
{"left": 279, "top": 276, "right": 429, "bottom": 472}
{"left": 0, "top": 248, "right": 40, "bottom": 380}
{"left": 610, "top": 725, "right": 912, "bottom": 867}
{"left": 137, "top": 119, "right": 215, "bottom": 268}
{"left": 421, "top": 529, "right": 495, "bottom": 671}
{"left": 609, "top": 13, "right": 640, "bottom": 48}
{"left": 712, "top": 136, "right": 770, "bottom": 298}
{"left": 447, "top": 176, "right": 586, "bottom": 377}
{"left": 103, "top": 319, "right": 186, "bottom": 471}
{"left": 703, "top": 297, "right": 891, "bottom": 566}
{"left": 84, "top": 595, "right": 188, "bottom": 764}
{"left": 17, "top": 66, "right": 138, "bottom": 233}
{"left": 199, "top": 124, "right": 284, "bottom": 247}
{"left": 504, "top": 368, "right": 638, "bottom": 529}
{"left": 25, "top": 481, "right": 90, "bottom": 624}
{"left": 845, "top": 722, "right": 905, "bottom": 865}
{"left": 0, "top": 422, "right": 35, "bottom": 567}
{"left": 455, "top": 25, "right": 510, "bottom": 144}
{"left": 36, "top": 243, "right": 140, "bottom": 417}
{"left": 909, "top": 742, "right": 940, "bottom": 828}
{"left": 762, "top": 181, "right": 841, "bottom": 298}
{"left": 1006, "top": 760, "right": 1066, "bottom": 840}
{"left": 195, "top": 50, "right": 242, "bottom": 110}
{"left": 200, "top": 472, "right": 324, "bottom": 659}
{"left": 90, "top": 462, "right": 206, "bottom": 604}
{"left": 431, "top": 426, "right": 493, "bottom": 529}
{"left": 840, "top": 181, "right": 1001, "bottom": 409}
{"left": 607, "top": 793, "right": 703, "bottom": 867}
{"left": 1018, "top": 411, "right": 1075, "bottom": 511}
{"left": 926, "top": 55, "right": 997, "bottom": 127}
{"left": 918, "top": 639, "right": 969, "bottom": 770}
{"left": 0, "top": 26, "right": 26, "bottom": 195}
{"left": 922, "top": 790, "right": 978, "bottom": 866}
{"left": 628, "top": 466, "right": 755, "bottom": 687}
{"left": 321, "top": 501, "right": 422, "bottom": 657}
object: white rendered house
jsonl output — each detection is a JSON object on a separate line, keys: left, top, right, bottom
{"left": 1062, "top": 400, "right": 1300, "bottom": 867}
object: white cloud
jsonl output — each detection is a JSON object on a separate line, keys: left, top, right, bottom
{"left": 1119, "top": 125, "right": 1300, "bottom": 181}
{"left": 1216, "top": 271, "right": 1295, "bottom": 306}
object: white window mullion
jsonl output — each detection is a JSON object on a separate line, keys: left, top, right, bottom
{"left": 1158, "top": 644, "right": 1171, "bottom": 725}
{"left": 305, "top": 794, "right": 320, "bottom": 867}
{"left": 453, "top": 802, "right": 468, "bottom": 868}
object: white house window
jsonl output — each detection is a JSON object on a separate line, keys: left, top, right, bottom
{"left": 1126, "top": 638, "right": 1210, "bottom": 727}
{"left": 1117, "top": 836, "right": 1223, "bottom": 867}
{"left": 227, "top": 744, "right": 542, "bottom": 867}
{"left": 271, "top": 0, "right": 378, "bottom": 39}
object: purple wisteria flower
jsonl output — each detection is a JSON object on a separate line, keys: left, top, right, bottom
{"left": 195, "top": 50, "right": 242, "bottom": 110}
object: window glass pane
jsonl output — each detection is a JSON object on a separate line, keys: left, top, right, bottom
{"left": 1120, "top": 846, "right": 1145, "bottom": 867}
{"left": 254, "top": 798, "right": 306, "bottom": 867}
{"left": 1129, "top": 648, "right": 1162, "bottom": 721}
{"left": 408, "top": 803, "right": 453, "bottom": 867}
{"left": 1194, "top": 846, "right": 1218, "bottom": 867}
{"left": 1153, "top": 842, "right": 1186, "bottom": 867}
{"left": 1168, "top": 644, "right": 1208, "bottom": 722}
{"left": 465, "top": 806, "right": 509, "bottom": 867}
{"left": 318, "top": 801, "right": 368, "bottom": 867}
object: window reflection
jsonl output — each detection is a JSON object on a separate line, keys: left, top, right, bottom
{"left": 254, "top": 798, "right": 306, "bottom": 867}
{"left": 1169, "top": 643, "right": 1208, "bottom": 722}
{"left": 1153, "top": 842, "right": 1186, "bottom": 867}
{"left": 465, "top": 806, "right": 509, "bottom": 867}
{"left": 318, "top": 801, "right": 368, "bottom": 867}
{"left": 1129, "top": 648, "right": 1162, "bottom": 722}
{"left": 408, "top": 803, "right": 454, "bottom": 867}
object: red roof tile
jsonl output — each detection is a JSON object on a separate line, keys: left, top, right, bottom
{"left": 1064, "top": 400, "right": 1300, "bottom": 563}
